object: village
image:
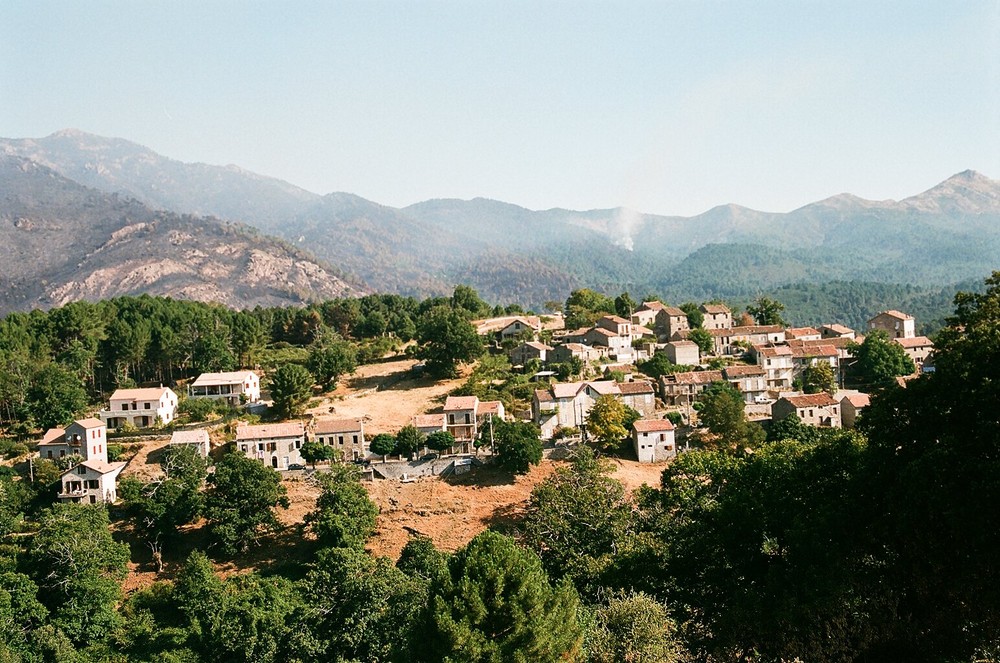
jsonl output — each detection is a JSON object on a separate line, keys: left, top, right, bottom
{"left": 32, "top": 299, "right": 933, "bottom": 559}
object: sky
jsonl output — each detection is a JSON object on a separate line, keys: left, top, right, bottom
{"left": 2, "top": 1, "right": 998, "bottom": 216}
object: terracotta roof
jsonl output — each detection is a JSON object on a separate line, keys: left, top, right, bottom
{"left": 413, "top": 414, "right": 446, "bottom": 428}
{"left": 587, "top": 380, "right": 621, "bottom": 396}
{"left": 170, "top": 429, "right": 210, "bottom": 445}
{"left": 633, "top": 419, "right": 675, "bottom": 433}
{"left": 588, "top": 327, "right": 616, "bottom": 337}
{"left": 552, "top": 382, "right": 587, "bottom": 399}
{"left": 662, "top": 306, "right": 687, "bottom": 317}
{"left": 874, "top": 310, "right": 913, "bottom": 321}
{"left": 522, "top": 341, "right": 553, "bottom": 351}
{"left": 110, "top": 387, "right": 173, "bottom": 401}
{"left": 789, "top": 337, "right": 855, "bottom": 350}
{"left": 755, "top": 345, "right": 793, "bottom": 357}
{"left": 314, "top": 418, "right": 363, "bottom": 435}
{"left": 561, "top": 343, "right": 590, "bottom": 352}
{"left": 841, "top": 393, "right": 871, "bottom": 408}
{"left": 782, "top": 393, "right": 839, "bottom": 408}
{"left": 617, "top": 381, "right": 654, "bottom": 395}
{"left": 667, "top": 340, "right": 698, "bottom": 348}
{"left": 478, "top": 401, "right": 504, "bottom": 416}
{"left": 723, "top": 365, "right": 765, "bottom": 378}
{"left": 789, "top": 344, "right": 839, "bottom": 358}
{"left": 894, "top": 336, "right": 934, "bottom": 348}
{"left": 74, "top": 418, "right": 106, "bottom": 429}
{"left": 701, "top": 304, "right": 731, "bottom": 314}
{"left": 444, "top": 396, "right": 479, "bottom": 411}
{"left": 236, "top": 421, "right": 305, "bottom": 440}
{"left": 664, "top": 370, "right": 724, "bottom": 385}
{"left": 191, "top": 371, "right": 257, "bottom": 387}
{"left": 38, "top": 427, "right": 66, "bottom": 445}
{"left": 63, "top": 460, "right": 127, "bottom": 476}
{"left": 821, "top": 324, "right": 854, "bottom": 335}
{"left": 709, "top": 325, "right": 783, "bottom": 337}
{"left": 639, "top": 301, "right": 665, "bottom": 312}
{"left": 601, "top": 315, "right": 631, "bottom": 325}
{"left": 785, "top": 327, "right": 822, "bottom": 338}
{"left": 634, "top": 325, "right": 655, "bottom": 336}
{"left": 534, "top": 389, "right": 555, "bottom": 404}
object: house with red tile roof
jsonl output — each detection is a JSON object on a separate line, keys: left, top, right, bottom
{"left": 772, "top": 393, "right": 842, "bottom": 428}
{"left": 868, "top": 310, "right": 916, "bottom": 339}
{"left": 632, "top": 419, "right": 677, "bottom": 462}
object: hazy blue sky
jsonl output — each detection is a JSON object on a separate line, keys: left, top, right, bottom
{"left": 2, "top": 1, "right": 998, "bottom": 215}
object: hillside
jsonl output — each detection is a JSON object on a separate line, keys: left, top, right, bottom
{"left": 3, "top": 130, "right": 999, "bottom": 309}
{"left": 0, "top": 156, "right": 365, "bottom": 313}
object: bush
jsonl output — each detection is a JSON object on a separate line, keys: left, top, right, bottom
{"left": 106, "top": 444, "right": 125, "bottom": 462}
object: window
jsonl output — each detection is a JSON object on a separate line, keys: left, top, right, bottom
{"left": 295, "top": 440, "right": 301, "bottom": 449}
{"left": 464, "top": 413, "right": 471, "bottom": 424}
{"left": 352, "top": 435, "right": 358, "bottom": 444}
{"left": 121, "top": 404, "right": 128, "bottom": 411}
{"left": 448, "top": 414, "right": 455, "bottom": 424}
{"left": 77, "top": 467, "right": 86, "bottom": 475}
{"left": 87, "top": 479, "right": 99, "bottom": 489}
{"left": 144, "top": 403, "right": 151, "bottom": 410}
{"left": 258, "top": 443, "right": 265, "bottom": 452}
{"left": 338, "top": 436, "right": 345, "bottom": 445}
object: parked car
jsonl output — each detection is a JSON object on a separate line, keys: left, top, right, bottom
{"left": 288, "top": 463, "right": 306, "bottom": 471}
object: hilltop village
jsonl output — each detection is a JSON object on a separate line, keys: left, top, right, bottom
{"left": 34, "top": 293, "right": 931, "bottom": 508}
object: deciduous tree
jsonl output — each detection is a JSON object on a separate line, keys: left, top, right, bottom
{"left": 205, "top": 452, "right": 289, "bottom": 555}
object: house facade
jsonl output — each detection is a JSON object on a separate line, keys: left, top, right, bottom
{"left": 664, "top": 340, "right": 700, "bottom": 366}
{"left": 37, "top": 418, "right": 108, "bottom": 462}
{"left": 722, "top": 365, "right": 768, "bottom": 404}
{"left": 868, "top": 310, "right": 916, "bottom": 339}
{"left": 894, "top": 336, "right": 934, "bottom": 368}
{"left": 700, "top": 304, "right": 733, "bottom": 330}
{"left": 101, "top": 387, "right": 178, "bottom": 429}
{"left": 751, "top": 345, "right": 795, "bottom": 390}
{"left": 58, "top": 460, "right": 126, "bottom": 504}
{"left": 618, "top": 381, "right": 656, "bottom": 417}
{"left": 235, "top": 421, "right": 306, "bottom": 470}
{"left": 509, "top": 341, "right": 552, "bottom": 366}
{"left": 314, "top": 418, "right": 367, "bottom": 461}
{"left": 772, "top": 394, "right": 842, "bottom": 428}
{"left": 188, "top": 371, "right": 260, "bottom": 405}
{"left": 659, "top": 370, "right": 724, "bottom": 406}
{"left": 840, "top": 393, "right": 870, "bottom": 429}
{"left": 632, "top": 419, "right": 677, "bottom": 463}
{"left": 656, "top": 306, "right": 691, "bottom": 341}
{"left": 709, "top": 325, "right": 785, "bottom": 356}
{"left": 169, "top": 429, "right": 211, "bottom": 457}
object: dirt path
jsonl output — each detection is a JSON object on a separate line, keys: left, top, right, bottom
{"left": 305, "top": 358, "right": 468, "bottom": 434}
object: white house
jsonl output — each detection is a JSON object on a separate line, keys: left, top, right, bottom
{"left": 37, "top": 418, "right": 108, "bottom": 462}
{"left": 169, "top": 429, "right": 211, "bottom": 457}
{"left": 235, "top": 421, "right": 306, "bottom": 470}
{"left": 188, "top": 371, "right": 260, "bottom": 405}
{"left": 58, "top": 460, "right": 127, "bottom": 504}
{"left": 100, "top": 387, "right": 178, "bottom": 429}
{"left": 633, "top": 419, "right": 677, "bottom": 463}
{"left": 314, "top": 418, "right": 367, "bottom": 461}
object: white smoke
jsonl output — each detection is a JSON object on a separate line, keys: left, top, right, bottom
{"left": 613, "top": 207, "right": 641, "bottom": 251}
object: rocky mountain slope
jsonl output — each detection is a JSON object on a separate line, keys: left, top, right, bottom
{"left": 0, "top": 156, "right": 364, "bottom": 313}
{"left": 3, "top": 130, "right": 998, "bottom": 308}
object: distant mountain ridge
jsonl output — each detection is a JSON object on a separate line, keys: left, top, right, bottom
{"left": 2, "top": 129, "right": 998, "bottom": 310}
{"left": 0, "top": 155, "right": 364, "bottom": 313}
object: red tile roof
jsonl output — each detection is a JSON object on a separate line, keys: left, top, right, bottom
{"left": 782, "top": 393, "right": 839, "bottom": 408}
{"left": 894, "top": 336, "right": 934, "bottom": 348}
{"left": 444, "top": 396, "right": 479, "bottom": 411}
{"left": 633, "top": 419, "right": 675, "bottom": 433}
{"left": 314, "top": 418, "right": 364, "bottom": 435}
{"left": 617, "top": 381, "right": 654, "bottom": 395}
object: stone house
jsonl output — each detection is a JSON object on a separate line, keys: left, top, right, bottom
{"left": 894, "top": 336, "right": 934, "bottom": 368}
{"left": 751, "top": 345, "right": 795, "bottom": 390}
{"left": 58, "top": 460, "right": 127, "bottom": 504}
{"left": 722, "top": 365, "right": 768, "bottom": 404}
{"left": 188, "top": 371, "right": 260, "bottom": 405}
{"left": 840, "top": 393, "right": 870, "bottom": 429}
{"left": 631, "top": 301, "right": 664, "bottom": 328}
{"left": 549, "top": 342, "right": 602, "bottom": 365}
{"left": 236, "top": 421, "right": 306, "bottom": 469}
{"left": 868, "top": 310, "right": 916, "bottom": 339}
{"left": 659, "top": 370, "right": 724, "bottom": 406}
{"left": 709, "top": 325, "right": 785, "bottom": 356}
{"left": 37, "top": 418, "right": 108, "bottom": 462}
{"left": 700, "top": 304, "right": 732, "bottom": 330}
{"left": 633, "top": 419, "right": 677, "bottom": 463}
{"left": 169, "top": 429, "right": 211, "bottom": 457}
{"left": 314, "top": 418, "right": 367, "bottom": 461}
{"left": 664, "top": 340, "right": 700, "bottom": 366}
{"left": 509, "top": 341, "right": 553, "bottom": 366}
{"left": 617, "top": 380, "right": 656, "bottom": 417}
{"left": 785, "top": 327, "right": 823, "bottom": 341}
{"left": 100, "top": 387, "right": 178, "bottom": 429}
{"left": 656, "top": 306, "right": 691, "bottom": 341}
{"left": 820, "top": 324, "right": 856, "bottom": 340}
{"left": 772, "top": 393, "right": 842, "bottom": 428}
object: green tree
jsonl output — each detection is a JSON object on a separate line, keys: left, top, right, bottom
{"left": 679, "top": 302, "right": 704, "bottom": 329}
{"left": 849, "top": 329, "right": 915, "bottom": 387}
{"left": 450, "top": 285, "right": 491, "bottom": 319}
{"left": 300, "top": 441, "right": 334, "bottom": 468}
{"left": 230, "top": 312, "right": 266, "bottom": 367}
{"left": 585, "top": 394, "right": 629, "bottom": 449}
{"left": 174, "top": 549, "right": 224, "bottom": 633}
{"left": 637, "top": 352, "right": 689, "bottom": 379}
{"left": 268, "top": 363, "right": 314, "bottom": 418}
{"left": 307, "top": 338, "right": 357, "bottom": 390}
{"left": 802, "top": 361, "right": 838, "bottom": 395}
{"left": 205, "top": 452, "right": 289, "bottom": 555}
{"left": 493, "top": 419, "right": 543, "bottom": 474}
{"left": 687, "top": 328, "right": 714, "bottom": 355}
{"left": 298, "top": 546, "right": 424, "bottom": 663}
{"left": 397, "top": 535, "right": 450, "bottom": 584}
{"left": 565, "top": 289, "right": 616, "bottom": 329}
{"left": 25, "top": 363, "right": 87, "bottom": 430}
{"left": 696, "top": 381, "right": 764, "bottom": 450}
{"left": 201, "top": 573, "right": 300, "bottom": 663}
{"left": 304, "top": 465, "right": 378, "bottom": 550}
{"left": 521, "top": 447, "right": 634, "bottom": 597}
{"left": 416, "top": 306, "right": 484, "bottom": 378}
{"left": 746, "top": 296, "right": 787, "bottom": 326}
{"left": 30, "top": 504, "right": 129, "bottom": 645}
{"left": 585, "top": 592, "right": 685, "bottom": 663}
{"left": 425, "top": 430, "right": 455, "bottom": 456}
{"left": 369, "top": 433, "right": 396, "bottom": 462}
{"left": 614, "top": 292, "right": 637, "bottom": 319}
{"left": 424, "top": 530, "right": 583, "bottom": 662}
{"left": 395, "top": 424, "right": 425, "bottom": 459}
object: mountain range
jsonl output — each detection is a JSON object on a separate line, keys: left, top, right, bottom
{"left": 2, "top": 129, "right": 998, "bottom": 321}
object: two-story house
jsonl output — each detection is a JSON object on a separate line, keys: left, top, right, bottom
{"left": 59, "top": 460, "right": 127, "bottom": 504}
{"left": 664, "top": 340, "right": 700, "bottom": 366}
{"left": 659, "top": 370, "right": 724, "bottom": 407}
{"left": 894, "top": 336, "right": 934, "bottom": 368}
{"left": 509, "top": 341, "right": 553, "bottom": 366}
{"left": 630, "top": 301, "right": 664, "bottom": 329}
{"left": 656, "top": 306, "right": 691, "bottom": 341}
{"left": 632, "top": 419, "right": 677, "bottom": 463}
{"left": 38, "top": 418, "right": 108, "bottom": 462}
{"left": 700, "top": 304, "right": 733, "bottom": 330}
{"left": 722, "top": 365, "right": 768, "bottom": 404}
{"left": 169, "top": 429, "right": 211, "bottom": 457}
{"left": 188, "top": 371, "right": 260, "bottom": 405}
{"left": 441, "top": 396, "right": 505, "bottom": 451}
{"left": 314, "top": 418, "right": 367, "bottom": 461}
{"left": 840, "top": 392, "right": 870, "bottom": 429}
{"left": 617, "top": 381, "right": 656, "bottom": 417}
{"left": 100, "top": 387, "right": 178, "bottom": 429}
{"left": 751, "top": 345, "right": 795, "bottom": 390}
{"left": 868, "top": 310, "right": 915, "bottom": 339}
{"left": 235, "top": 421, "right": 306, "bottom": 470}
{"left": 772, "top": 393, "right": 842, "bottom": 428}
